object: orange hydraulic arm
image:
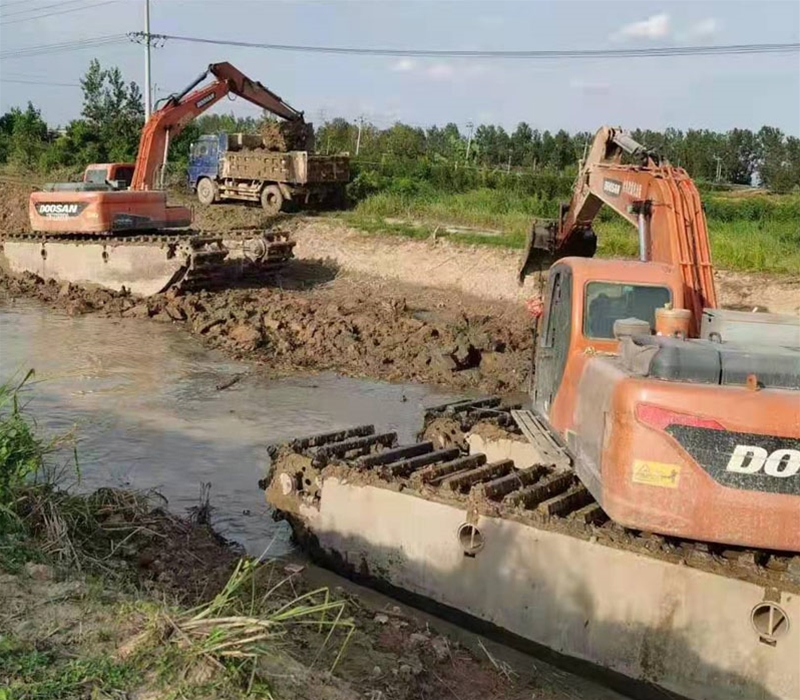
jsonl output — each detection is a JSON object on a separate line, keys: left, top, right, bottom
{"left": 526, "top": 126, "right": 717, "bottom": 333}
{"left": 131, "top": 62, "right": 304, "bottom": 191}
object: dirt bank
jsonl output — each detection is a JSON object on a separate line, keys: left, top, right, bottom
{"left": 1, "top": 486, "right": 605, "bottom": 700}
{"left": 2, "top": 178, "right": 797, "bottom": 313}
{"left": 0, "top": 267, "right": 532, "bottom": 395}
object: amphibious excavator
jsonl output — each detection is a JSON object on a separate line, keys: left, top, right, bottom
{"left": 1, "top": 62, "right": 302, "bottom": 295}
{"left": 263, "top": 127, "right": 800, "bottom": 700}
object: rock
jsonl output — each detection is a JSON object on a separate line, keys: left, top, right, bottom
{"left": 453, "top": 341, "right": 480, "bottom": 369}
{"left": 373, "top": 613, "right": 389, "bottom": 625}
{"left": 479, "top": 351, "right": 505, "bottom": 373}
{"left": 24, "top": 562, "right": 54, "bottom": 581}
{"left": 431, "top": 636, "right": 450, "bottom": 662}
{"left": 432, "top": 351, "right": 457, "bottom": 374}
{"left": 164, "top": 303, "right": 186, "bottom": 322}
{"left": 194, "top": 317, "right": 223, "bottom": 335}
{"left": 408, "top": 632, "right": 429, "bottom": 648}
{"left": 229, "top": 323, "right": 263, "bottom": 351}
{"left": 64, "top": 299, "right": 90, "bottom": 316}
{"left": 58, "top": 281, "right": 72, "bottom": 297}
{"left": 123, "top": 303, "right": 151, "bottom": 319}
{"left": 786, "top": 557, "right": 800, "bottom": 584}
{"left": 263, "top": 316, "right": 283, "bottom": 331}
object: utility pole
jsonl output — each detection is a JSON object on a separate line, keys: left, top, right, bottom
{"left": 465, "top": 121, "right": 474, "bottom": 165}
{"left": 355, "top": 116, "right": 364, "bottom": 156}
{"left": 507, "top": 151, "right": 512, "bottom": 173}
{"left": 144, "top": 0, "right": 152, "bottom": 117}
{"left": 713, "top": 155, "right": 722, "bottom": 182}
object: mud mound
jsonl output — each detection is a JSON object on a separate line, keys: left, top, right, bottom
{"left": 261, "top": 120, "right": 315, "bottom": 151}
{"left": 0, "top": 179, "right": 33, "bottom": 234}
{"left": 0, "top": 269, "right": 532, "bottom": 394}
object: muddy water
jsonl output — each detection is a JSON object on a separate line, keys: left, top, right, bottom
{"left": 0, "top": 297, "right": 459, "bottom": 555}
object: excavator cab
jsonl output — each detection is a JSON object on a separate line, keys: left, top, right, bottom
{"left": 531, "top": 256, "right": 800, "bottom": 552}
{"left": 532, "top": 257, "right": 681, "bottom": 419}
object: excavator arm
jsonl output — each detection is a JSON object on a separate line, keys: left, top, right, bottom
{"left": 520, "top": 126, "right": 717, "bottom": 331}
{"left": 131, "top": 62, "right": 304, "bottom": 191}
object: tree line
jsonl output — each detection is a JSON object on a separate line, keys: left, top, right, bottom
{"left": 1, "top": 60, "right": 799, "bottom": 192}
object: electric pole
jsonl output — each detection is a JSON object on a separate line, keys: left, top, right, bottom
{"left": 713, "top": 155, "right": 722, "bottom": 182}
{"left": 144, "top": 0, "right": 152, "bottom": 117}
{"left": 465, "top": 121, "right": 474, "bottom": 165}
{"left": 355, "top": 116, "right": 364, "bottom": 156}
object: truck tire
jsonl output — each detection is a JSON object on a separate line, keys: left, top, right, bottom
{"left": 260, "top": 185, "right": 284, "bottom": 215}
{"left": 196, "top": 178, "right": 218, "bottom": 206}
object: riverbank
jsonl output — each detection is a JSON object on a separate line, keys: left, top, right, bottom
{"left": 0, "top": 383, "right": 617, "bottom": 700}
{"left": 3, "top": 491, "right": 556, "bottom": 700}
{"left": 0, "top": 266, "right": 533, "bottom": 396}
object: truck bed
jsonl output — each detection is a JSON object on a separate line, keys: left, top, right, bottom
{"left": 220, "top": 151, "right": 349, "bottom": 185}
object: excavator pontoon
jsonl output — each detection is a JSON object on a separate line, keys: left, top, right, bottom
{"left": 263, "top": 128, "right": 800, "bottom": 700}
{"left": 1, "top": 63, "right": 302, "bottom": 295}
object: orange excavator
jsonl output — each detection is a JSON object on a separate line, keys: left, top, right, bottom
{"left": 268, "top": 122, "right": 800, "bottom": 552}
{"left": 512, "top": 126, "right": 799, "bottom": 549}
{"left": 263, "top": 127, "right": 800, "bottom": 698}
{"left": 2, "top": 62, "right": 302, "bottom": 295}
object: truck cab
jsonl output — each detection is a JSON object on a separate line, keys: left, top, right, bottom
{"left": 188, "top": 134, "right": 225, "bottom": 190}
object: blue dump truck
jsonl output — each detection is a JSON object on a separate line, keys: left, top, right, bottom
{"left": 188, "top": 132, "right": 350, "bottom": 214}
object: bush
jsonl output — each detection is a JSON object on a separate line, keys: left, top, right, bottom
{"left": 0, "top": 372, "right": 43, "bottom": 523}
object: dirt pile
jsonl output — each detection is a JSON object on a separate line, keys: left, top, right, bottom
{"left": 261, "top": 120, "right": 315, "bottom": 151}
{"left": 0, "top": 268, "right": 533, "bottom": 394}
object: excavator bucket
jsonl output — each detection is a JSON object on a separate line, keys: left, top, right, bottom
{"left": 517, "top": 221, "right": 556, "bottom": 285}
{"left": 518, "top": 220, "right": 598, "bottom": 286}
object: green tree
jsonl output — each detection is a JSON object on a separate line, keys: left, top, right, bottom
{"left": 79, "top": 59, "right": 144, "bottom": 163}
{"left": 8, "top": 103, "right": 48, "bottom": 169}
{"left": 722, "top": 129, "right": 758, "bottom": 185}
{"left": 511, "top": 122, "right": 533, "bottom": 166}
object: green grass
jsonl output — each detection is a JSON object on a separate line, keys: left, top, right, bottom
{"left": 342, "top": 188, "right": 800, "bottom": 274}
{"left": 0, "top": 642, "right": 136, "bottom": 700}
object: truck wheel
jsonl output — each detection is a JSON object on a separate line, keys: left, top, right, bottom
{"left": 196, "top": 178, "right": 218, "bottom": 205}
{"left": 260, "top": 185, "right": 284, "bottom": 215}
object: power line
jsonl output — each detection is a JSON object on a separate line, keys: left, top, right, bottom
{"left": 0, "top": 34, "right": 128, "bottom": 60}
{"left": 128, "top": 32, "right": 800, "bottom": 60}
{"left": 0, "top": 0, "right": 119, "bottom": 26}
{"left": 0, "top": 0, "right": 93, "bottom": 19}
{"left": 0, "top": 77, "right": 80, "bottom": 87}
{"left": 0, "top": 0, "right": 52, "bottom": 8}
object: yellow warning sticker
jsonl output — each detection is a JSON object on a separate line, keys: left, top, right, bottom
{"left": 632, "top": 460, "right": 681, "bottom": 489}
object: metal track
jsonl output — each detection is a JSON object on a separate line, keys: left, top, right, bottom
{"left": 266, "top": 397, "right": 800, "bottom": 591}
{"left": 2, "top": 229, "right": 296, "bottom": 294}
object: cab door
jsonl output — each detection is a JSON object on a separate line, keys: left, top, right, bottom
{"left": 532, "top": 264, "right": 573, "bottom": 417}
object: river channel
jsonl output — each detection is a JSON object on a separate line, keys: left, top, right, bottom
{"left": 0, "top": 296, "right": 459, "bottom": 555}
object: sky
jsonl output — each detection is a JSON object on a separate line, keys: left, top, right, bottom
{"left": 0, "top": 0, "right": 799, "bottom": 135}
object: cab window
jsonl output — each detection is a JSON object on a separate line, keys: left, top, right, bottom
{"left": 115, "top": 166, "right": 134, "bottom": 186}
{"left": 192, "top": 142, "right": 209, "bottom": 157}
{"left": 84, "top": 168, "right": 107, "bottom": 184}
{"left": 583, "top": 282, "right": 671, "bottom": 339}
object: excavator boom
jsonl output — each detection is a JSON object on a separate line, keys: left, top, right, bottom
{"left": 132, "top": 62, "right": 304, "bottom": 191}
{"left": 7, "top": 62, "right": 300, "bottom": 296}
{"left": 520, "top": 126, "right": 717, "bottom": 333}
